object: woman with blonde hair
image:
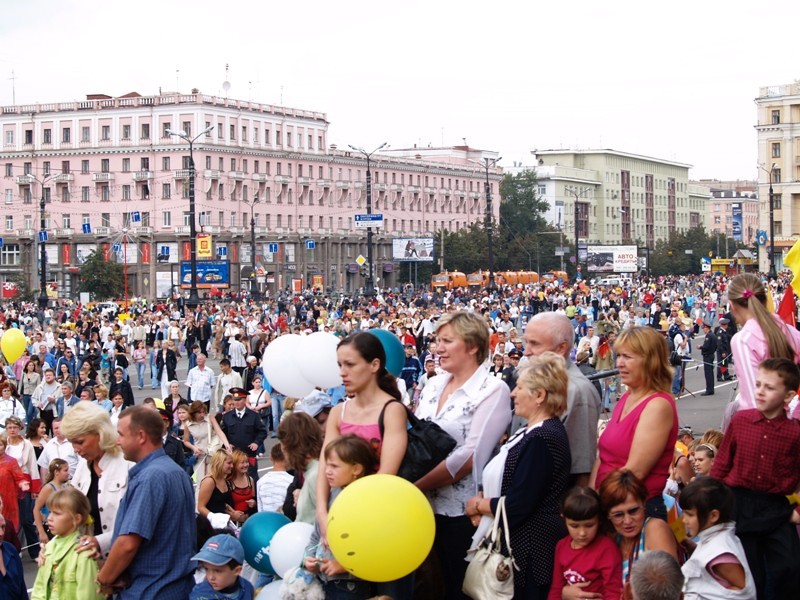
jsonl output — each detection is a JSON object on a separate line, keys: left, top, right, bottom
{"left": 60, "top": 402, "right": 131, "bottom": 557}
{"left": 196, "top": 449, "right": 235, "bottom": 547}
{"left": 590, "top": 326, "right": 677, "bottom": 520}
{"left": 725, "top": 273, "right": 800, "bottom": 425}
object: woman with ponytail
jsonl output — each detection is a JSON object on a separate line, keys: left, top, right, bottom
{"left": 726, "top": 273, "right": 800, "bottom": 424}
{"left": 315, "top": 331, "right": 411, "bottom": 596}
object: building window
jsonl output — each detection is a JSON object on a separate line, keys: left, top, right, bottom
{"left": 61, "top": 161, "right": 70, "bottom": 174}
{"left": 141, "top": 158, "right": 149, "bottom": 171}
{"left": 159, "top": 183, "right": 170, "bottom": 199}
{"left": 141, "top": 123, "right": 150, "bottom": 139}
{"left": 43, "top": 188, "right": 51, "bottom": 204}
{"left": 81, "top": 187, "right": 90, "bottom": 202}
{"left": 4, "top": 190, "right": 11, "bottom": 205}
{"left": 122, "top": 185, "right": 131, "bottom": 200}
{"left": 23, "top": 189, "right": 31, "bottom": 204}
{"left": 183, "top": 211, "right": 191, "bottom": 227}
{"left": 205, "top": 122, "right": 212, "bottom": 136}
{"left": 101, "top": 187, "right": 110, "bottom": 202}
{"left": 101, "top": 159, "right": 110, "bottom": 173}
{"left": 230, "top": 125, "right": 236, "bottom": 140}
{"left": 23, "top": 162, "right": 32, "bottom": 175}
{"left": 0, "top": 244, "right": 20, "bottom": 265}
{"left": 24, "top": 215, "right": 31, "bottom": 229}
{"left": 241, "top": 126, "right": 247, "bottom": 141}
{"left": 101, "top": 125, "right": 110, "bottom": 140}
{"left": 182, "top": 121, "right": 191, "bottom": 137}
{"left": 265, "top": 129, "right": 270, "bottom": 144}
{"left": 43, "top": 161, "right": 51, "bottom": 176}
{"left": 81, "top": 126, "right": 90, "bottom": 142}
{"left": 774, "top": 168, "right": 781, "bottom": 183}
{"left": 162, "top": 211, "right": 171, "bottom": 227}
{"left": 774, "top": 194, "right": 782, "bottom": 209}
{"left": 62, "top": 187, "right": 70, "bottom": 203}
{"left": 230, "top": 158, "right": 236, "bottom": 171}
{"left": 162, "top": 157, "right": 170, "bottom": 171}
{"left": 122, "top": 158, "right": 130, "bottom": 172}
{"left": 5, "top": 215, "right": 12, "bottom": 230}
{"left": 772, "top": 142, "right": 781, "bottom": 158}
{"left": 3, "top": 163, "right": 11, "bottom": 176}
{"left": 62, "top": 127, "right": 71, "bottom": 143}
{"left": 43, "top": 128, "right": 52, "bottom": 144}
{"left": 122, "top": 124, "right": 130, "bottom": 140}
{"left": 81, "top": 160, "right": 90, "bottom": 174}
{"left": 23, "top": 130, "right": 32, "bottom": 144}
{"left": 772, "top": 110, "right": 780, "bottom": 125}
{"left": 308, "top": 134, "right": 313, "bottom": 149}
{"left": 62, "top": 214, "right": 71, "bottom": 228}
{"left": 162, "top": 123, "right": 171, "bottom": 138}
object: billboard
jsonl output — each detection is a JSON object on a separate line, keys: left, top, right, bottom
{"left": 586, "top": 245, "right": 638, "bottom": 273}
{"left": 180, "top": 260, "right": 230, "bottom": 289}
{"left": 392, "top": 238, "right": 434, "bottom": 262}
{"left": 731, "top": 203, "right": 743, "bottom": 242}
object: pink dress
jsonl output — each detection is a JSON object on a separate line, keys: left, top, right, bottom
{"left": 338, "top": 400, "right": 383, "bottom": 461}
{"left": 596, "top": 392, "right": 678, "bottom": 501}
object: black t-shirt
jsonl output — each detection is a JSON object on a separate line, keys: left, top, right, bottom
{"left": 87, "top": 463, "right": 103, "bottom": 537}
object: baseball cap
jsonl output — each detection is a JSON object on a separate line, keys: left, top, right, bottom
{"left": 191, "top": 534, "right": 244, "bottom": 566}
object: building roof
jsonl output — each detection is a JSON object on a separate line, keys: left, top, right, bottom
{"left": 531, "top": 148, "right": 692, "bottom": 169}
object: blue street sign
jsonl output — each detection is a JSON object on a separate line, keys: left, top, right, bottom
{"left": 82, "top": 223, "right": 92, "bottom": 234}
{"left": 38, "top": 231, "right": 48, "bottom": 242}
{"left": 160, "top": 246, "right": 170, "bottom": 255}
{"left": 305, "top": 239, "right": 315, "bottom": 250}
{"left": 131, "top": 211, "right": 141, "bottom": 223}
{"left": 268, "top": 243, "right": 279, "bottom": 253}
{"left": 0, "top": 238, "right": 4, "bottom": 248}
{"left": 354, "top": 213, "right": 384, "bottom": 229}
{"left": 112, "top": 243, "right": 121, "bottom": 253}
{"left": 217, "top": 246, "right": 227, "bottom": 257}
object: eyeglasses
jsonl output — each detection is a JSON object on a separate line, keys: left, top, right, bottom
{"left": 608, "top": 505, "right": 643, "bottom": 523}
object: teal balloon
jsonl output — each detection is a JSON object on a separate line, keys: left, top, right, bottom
{"left": 240, "top": 512, "right": 291, "bottom": 574}
{"left": 368, "top": 329, "right": 405, "bottom": 377}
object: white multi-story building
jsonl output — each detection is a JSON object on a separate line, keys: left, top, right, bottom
{"left": 0, "top": 90, "right": 500, "bottom": 298}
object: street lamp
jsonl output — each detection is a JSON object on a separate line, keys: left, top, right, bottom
{"left": 758, "top": 163, "right": 778, "bottom": 278}
{"left": 440, "top": 218, "right": 455, "bottom": 271}
{"left": 468, "top": 157, "right": 501, "bottom": 290}
{"left": 167, "top": 124, "right": 215, "bottom": 308}
{"left": 566, "top": 186, "right": 590, "bottom": 277}
{"left": 348, "top": 142, "right": 388, "bottom": 296}
{"left": 30, "top": 172, "right": 57, "bottom": 311}
{"left": 245, "top": 196, "right": 260, "bottom": 301}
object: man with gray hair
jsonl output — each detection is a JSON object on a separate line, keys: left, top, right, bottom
{"left": 629, "top": 550, "right": 683, "bottom": 600}
{"left": 523, "top": 312, "right": 601, "bottom": 485}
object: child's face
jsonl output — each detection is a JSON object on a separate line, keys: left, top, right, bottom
{"left": 56, "top": 465, "right": 70, "bottom": 483}
{"left": 681, "top": 507, "right": 704, "bottom": 538}
{"left": 564, "top": 516, "right": 599, "bottom": 550}
{"left": 201, "top": 561, "right": 242, "bottom": 591}
{"left": 47, "top": 507, "right": 82, "bottom": 537}
{"left": 755, "top": 368, "right": 794, "bottom": 419}
{"left": 325, "top": 450, "right": 363, "bottom": 488}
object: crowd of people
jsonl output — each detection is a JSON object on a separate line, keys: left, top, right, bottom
{"left": 0, "top": 269, "right": 798, "bottom": 599}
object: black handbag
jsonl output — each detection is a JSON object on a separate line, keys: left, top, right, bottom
{"left": 378, "top": 399, "right": 457, "bottom": 483}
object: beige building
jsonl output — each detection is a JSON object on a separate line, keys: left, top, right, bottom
{"left": 755, "top": 81, "right": 800, "bottom": 272}
{"left": 531, "top": 149, "right": 706, "bottom": 249}
{"left": 695, "top": 180, "right": 758, "bottom": 247}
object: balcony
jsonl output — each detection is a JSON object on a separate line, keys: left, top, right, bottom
{"left": 254, "top": 227, "right": 269, "bottom": 234}
{"left": 204, "top": 170, "right": 222, "bottom": 180}
{"left": 390, "top": 184, "right": 404, "bottom": 192}
{"left": 354, "top": 181, "right": 365, "bottom": 189}
{"left": 174, "top": 226, "right": 191, "bottom": 235}
{"left": 132, "top": 226, "right": 153, "bottom": 236}
{"left": 16, "top": 229, "right": 35, "bottom": 237}
{"left": 336, "top": 181, "right": 350, "bottom": 189}
{"left": 317, "top": 228, "right": 331, "bottom": 236}
{"left": 274, "top": 175, "right": 290, "bottom": 185}
{"left": 229, "top": 226, "right": 246, "bottom": 235}
{"left": 317, "top": 179, "right": 332, "bottom": 188}
{"left": 440, "top": 188, "right": 451, "bottom": 196}
{"left": 297, "top": 228, "right": 311, "bottom": 236}
{"left": 456, "top": 188, "right": 466, "bottom": 196}
{"left": 298, "top": 177, "right": 313, "bottom": 186}
{"left": 92, "top": 172, "right": 114, "bottom": 183}
{"left": 16, "top": 174, "right": 34, "bottom": 185}
{"left": 173, "top": 169, "right": 191, "bottom": 179}
{"left": 54, "top": 228, "right": 74, "bottom": 238}
{"left": 229, "top": 171, "right": 246, "bottom": 181}
{"left": 53, "top": 173, "right": 74, "bottom": 183}
{"left": 469, "top": 191, "right": 481, "bottom": 198}
{"left": 424, "top": 187, "right": 436, "bottom": 194}
{"left": 408, "top": 185, "right": 421, "bottom": 193}
{"left": 133, "top": 171, "right": 153, "bottom": 182}
{"left": 204, "top": 226, "right": 222, "bottom": 234}
{"left": 95, "top": 226, "right": 112, "bottom": 236}
{"left": 252, "top": 173, "right": 268, "bottom": 183}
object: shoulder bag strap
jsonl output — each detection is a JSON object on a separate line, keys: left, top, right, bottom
{"left": 378, "top": 399, "right": 409, "bottom": 437}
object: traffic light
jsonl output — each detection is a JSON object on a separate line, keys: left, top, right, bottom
{"left": 359, "top": 265, "right": 369, "bottom": 279}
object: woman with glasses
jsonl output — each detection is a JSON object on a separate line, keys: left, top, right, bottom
{"left": 596, "top": 470, "right": 679, "bottom": 590}
{"left": 590, "top": 327, "right": 677, "bottom": 520}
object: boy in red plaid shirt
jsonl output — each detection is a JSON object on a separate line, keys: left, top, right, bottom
{"left": 710, "top": 357, "right": 800, "bottom": 599}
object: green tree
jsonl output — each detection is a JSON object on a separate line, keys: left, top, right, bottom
{"left": 498, "top": 170, "right": 550, "bottom": 239}
{"left": 78, "top": 250, "right": 124, "bottom": 300}
{"left": 7, "top": 271, "right": 36, "bottom": 302}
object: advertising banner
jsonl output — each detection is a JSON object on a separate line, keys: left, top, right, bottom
{"left": 392, "top": 238, "right": 434, "bottom": 262}
{"left": 180, "top": 260, "right": 230, "bottom": 289}
{"left": 197, "top": 234, "right": 213, "bottom": 259}
{"left": 732, "top": 203, "right": 743, "bottom": 242}
{"left": 586, "top": 245, "right": 638, "bottom": 273}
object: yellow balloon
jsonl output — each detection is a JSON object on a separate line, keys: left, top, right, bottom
{"left": 0, "top": 328, "right": 27, "bottom": 363}
{"left": 327, "top": 474, "right": 435, "bottom": 582}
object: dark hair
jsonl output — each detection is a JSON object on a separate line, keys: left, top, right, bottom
{"left": 679, "top": 477, "right": 735, "bottom": 530}
{"left": 759, "top": 357, "right": 800, "bottom": 394}
{"left": 269, "top": 443, "right": 285, "bottom": 463}
{"left": 598, "top": 469, "right": 648, "bottom": 515}
{"left": 561, "top": 486, "right": 602, "bottom": 521}
{"left": 337, "top": 332, "right": 401, "bottom": 402}
{"left": 120, "top": 405, "right": 163, "bottom": 445}
{"left": 220, "top": 358, "right": 231, "bottom": 367}
{"left": 26, "top": 418, "right": 44, "bottom": 439}
{"left": 277, "top": 412, "right": 323, "bottom": 471}
{"left": 324, "top": 434, "right": 377, "bottom": 477}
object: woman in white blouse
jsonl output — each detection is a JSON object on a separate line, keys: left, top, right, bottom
{"left": 415, "top": 311, "right": 512, "bottom": 600}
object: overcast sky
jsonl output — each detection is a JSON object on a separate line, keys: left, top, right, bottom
{"left": 2, "top": 0, "right": 798, "bottom": 181}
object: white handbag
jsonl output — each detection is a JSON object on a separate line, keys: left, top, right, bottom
{"left": 462, "top": 496, "right": 518, "bottom": 600}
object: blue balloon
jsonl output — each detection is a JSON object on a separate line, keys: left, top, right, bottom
{"left": 368, "top": 329, "right": 405, "bottom": 377}
{"left": 240, "top": 512, "right": 291, "bottom": 574}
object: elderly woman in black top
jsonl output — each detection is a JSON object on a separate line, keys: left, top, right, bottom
{"left": 466, "top": 352, "right": 572, "bottom": 599}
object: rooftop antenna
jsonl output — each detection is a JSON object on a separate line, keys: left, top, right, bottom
{"left": 280, "top": 85, "right": 283, "bottom": 105}
{"left": 176, "top": 68, "right": 180, "bottom": 92}
{"left": 9, "top": 70, "right": 15, "bottom": 105}
{"left": 222, "top": 63, "right": 231, "bottom": 98}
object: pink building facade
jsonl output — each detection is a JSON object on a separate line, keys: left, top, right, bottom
{"left": 0, "top": 91, "right": 501, "bottom": 298}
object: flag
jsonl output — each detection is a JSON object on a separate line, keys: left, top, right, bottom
{"left": 777, "top": 283, "right": 797, "bottom": 327}
{"left": 783, "top": 239, "right": 800, "bottom": 290}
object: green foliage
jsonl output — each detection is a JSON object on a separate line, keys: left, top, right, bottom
{"left": 78, "top": 250, "right": 124, "bottom": 300}
{"left": 499, "top": 170, "right": 550, "bottom": 239}
{"left": 649, "top": 227, "right": 749, "bottom": 276}
{"left": 7, "top": 271, "right": 36, "bottom": 302}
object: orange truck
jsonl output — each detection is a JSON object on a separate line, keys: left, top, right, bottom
{"left": 431, "top": 271, "right": 467, "bottom": 291}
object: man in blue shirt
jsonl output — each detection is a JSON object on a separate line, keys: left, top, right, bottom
{"left": 96, "top": 406, "right": 195, "bottom": 599}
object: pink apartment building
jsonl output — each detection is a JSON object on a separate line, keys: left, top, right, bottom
{"left": 0, "top": 90, "right": 501, "bottom": 298}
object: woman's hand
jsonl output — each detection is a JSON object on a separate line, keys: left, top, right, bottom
{"left": 562, "top": 582, "right": 601, "bottom": 600}
{"left": 465, "top": 493, "right": 483, "bottom": 518}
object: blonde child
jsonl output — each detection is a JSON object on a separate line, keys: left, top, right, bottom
{"left": 680, "top": 477, "right": 756, "bottom": 598}
{"left": 281, "top": 397, "right": 298, "bottom": 423}
{"left": 33, "top": 458, "right": 70, "bottom": 546}
{"left": 304, "top": 434, "right": 376, "bottom": 598}
{"left": 32, "top": 487, "right": 104, "bottom": 599}
{"left": 548, "top": 486, "right": 622, "bottom": 600}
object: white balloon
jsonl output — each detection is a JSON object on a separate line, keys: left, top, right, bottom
{"left": 299, "top": 332, "right": 343, "bottom": 389}
{"left": 262, "top": 335, "right": 316, "bottom": 397}
{"left": 267, "top": 521, "right": 315, "bottom": 580}
{"left": 255, "top": 579, "right": 283, "bottom": 600}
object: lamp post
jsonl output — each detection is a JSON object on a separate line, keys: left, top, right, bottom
{"left": 348, "top": 142, "right": 388, "bottom": 297}
{"left": 167, "top": 125, "right": 214, "bottom": 308}
{"left": 246, "top": 196, "right": 260, "bottom": 301}
{"left": 468, "top": 157, "right": 501, "bottom": 290}
{"left": 758, "top": 163, "right": 778, "bottom": 278}
{"left": 32, "top": 173, "right": 57, "bottom": 311}
{"left": 566, "top": 186, "right": 590, "bottom": 277}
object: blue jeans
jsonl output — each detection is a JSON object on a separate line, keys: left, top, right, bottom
{"left": 22, "top": 394, "right": 37, "bottom": 425}
{"left": 136, "top": 362, "right": 146, "bottom": 388}
{"left": 188, "top": 352, "right": 197, "bottom": 370}
{"left": 18, "top": 492, "right": 38, "bottom": 559}
{"left": 150, "top": 364, "right": 159, "bottom": 389}
{"left": 672, "top": 362, "right": 684, "bottom": 395}
{"left": 272, "top": 394, "right": 285, "bottom": 430}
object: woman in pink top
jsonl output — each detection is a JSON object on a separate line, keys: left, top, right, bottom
{"left": 726, "top": 274, "right": 800, "bottom": 424}
{"left": 590, "top": 327, "right": 677, "bottom": 520}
